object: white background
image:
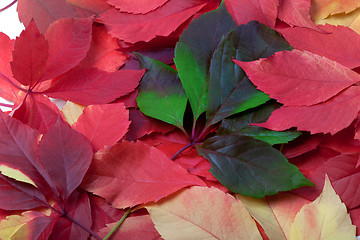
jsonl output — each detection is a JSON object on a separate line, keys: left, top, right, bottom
{"left": 0, "top": 1, "right": 24, "bottom": 111}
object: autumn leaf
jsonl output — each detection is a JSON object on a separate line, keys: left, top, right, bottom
{"left": 237, "top": 192, "right": 311, "bottom": 240}
{"left": 255, "top": 86, "right": 360, "bottom": 135}
{"left": 107, "top": 0, "right": 169, "bottom": 14}
{"left": 17, "top": 0, "right": 77, "bottom": 33}
{"left": 145, "top": 186, "right": 262, "bottom": 240}
{"left": 235, "top": 50, "right": 360, "bottom": 107}
{"left": 73, "top": 103, "right": 130, "bottom": 151}
{"left": 278, "top": 24, "right": 360, "bottom": 69}
{"left": 224, "top": 0, "right": 278, "bottom": 27}
{"left": 290, "top": 175, "right": 356, "bottom": 239}
{"left": 82, "top": 141, "right": 206, "bottom": 208}
{"left": 310, "top": 0, "right": 360, "bottom": 20}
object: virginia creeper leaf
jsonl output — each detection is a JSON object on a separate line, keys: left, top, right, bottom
{"left": 41, "top": 18, "right": 93, "bottom": 81}
{"left": 44, "top": 68, "right": 144, "bottom": 105}
{"left": 10, "top": 20, "right": 49, "bottom": 87}
{"left": 290, "top": 176, "right": 357, "bottom": 239}
{"left": 37, "top": 117, "right": 93, "bottom": 200}
{"left": 237, "top": 192, "right": 311, "bottom": 240}
{"left": 0, "top": 174, "right": 48, "bottom": 210}
{"left": 277, "top": 0, "right": 319, "bottom": 30}
{"left": 136, "top": 53, "right": 187, "bottom": 130}
{"left": 256, "top": 86, "right": 360, "bottom": 135}
{"left": 78, "top": 24, "right": 128, "bottom": 72}
{"left": 235, "top": 50, "right": 360, "bottom": 106}
{"left": 279, "top": 24, "right": 360, "bottom": 69}
{"left": 310, "top": 0, "right": 360, "bottom": 20}
{"left": 224, "top": 0, "right": 278, "bottom": 27}
{"left": 206, "top": 21, "right": 292, "bottom": 126}
{"left": 0, "top": 110, "right": 47, "bottom": 190}
{"left": 98, "top": 215, "right": 162, "bottom": 239}
{"left": 107, "top": 0, "right": 169, "bottom": 14}
{"left": 99, "top": 0, "right": 210, "bottom": 43}
{"left": 73, "top": 103, "right": 130, "bottom": 151}
{"left": 12, "top": 94, "right": 60, "bottom": 134}
{"left": 66, "top": 0, "right": 110, "bottom": 16}
{"left": 0, "top": 33, "right": 18, "bottom": 101}
{"left": 174, "top": 3, "right": 236, "bottom": 121}
{"left": 145, "top": 186, "right": 262, "bottom": 240}
{"left": 49, "top": 190, "right": 92, "bottom": 240}
{"left": 197, "top": 135, "right": 313, "bottom": 198}
{"left": 82, "top": 141, "right": 205, "bottom": 208}
{"left": 17, "top": 0, "right": 77, "bottom": 33}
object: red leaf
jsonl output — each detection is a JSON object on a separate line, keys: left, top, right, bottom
{"left": 98, "top": 215, "right": 162, "bottom": 239}
{"left": 0, "top": 110, "right": 48, "bottom": 190}
{"left": 73, "top": 103, "right": 130, "bottom": 151}
{"left": 67, "top": 0, "right": 110, "bottom": 16}
{"left": 255, "top": 86, "right": 360, "bottom": 135}
{"left": 82, "top": 141, "right": 206, "bottom": 208}
{"left": 78, "top": 24, "right": 128, "bottom": 72}
{"left": 99, "top": 0, "right": 209, "bottom": 43}
{"left": 89, "top": 195, "right": 124, "bottom": 233}
{"left": 50, "top": 190, "right": 92, "bottom": 240}
{"left": 235, "top": 50, "right": 360, "bottom": 107}
{"left": 0, "top": 33, "right": 18, "bottom": 101}
{"left": 278, "top": 24, "right": 360, "bottom": 69}
{"left": 12, "top": 94, "right": 60, "bottom": 134}
{"left": 37, "top": 117, "right": 93, "bottom": 200}
{"left": 107, "top": 0, "right": 169, "bottom": 14}
{"left": 10, "top": 20, "right": 48, "bottom": 87}
{"left": 224, "top": 0, "right": 278, "bottom": 27}
{"left": 25, "top": 213, "right": 56, "bottom": 240}
{"left": 350, "top": 207, "right": 360, "bottom": 235}
{"left": 17, "top": 0, "right": 77, "bottom": 34}
{"left": 44, "top": 68, "right": 144, "bottom": 105}
{"left": 0, "top": 174, "right": 48, "bottom": 210}
{"left": 277, "top": 0, "right": 318, "bottom": 30}
{"left": 41, "top": 18, "right": 93, "bottom": 81}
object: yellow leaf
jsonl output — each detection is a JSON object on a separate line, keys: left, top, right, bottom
{"left": 290, "top": 175, "right": 356, "bottom": 240}
{"left": 0, "top": 213, "right": 32, "bottom": 240}
{"left": 61, "top": 101, "right": 85, "bottom": 126}
{"left": 314, "top": 7, "right": 360, "bottom": 34}
{"left": 145, "top": 186, "right": 262, "bottom": 240}
{"left": 0, "top": 165, "right": 36, "bottom": 187}
{"left": 310, "top": 0, "right": 360, "bottom": 20}
{"left": 237, "top": 193, "right": 310, "bottom": 240}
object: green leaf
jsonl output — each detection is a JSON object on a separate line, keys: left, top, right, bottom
{"left": 217, "top": 103, "right": 301, "bottom": 145}
{"left": 197, "top": 135, "right": 313, "bottom": 198}
{"left": 174, "top": 4, "right": 236, "bottom": 122}
{"left": 231, "top": 126, "right": 301, "bottom": 145}
{"left": 206, "top": 21, "right": 293, "bottom": 126}
{"left": 136, "top": 53, "right": 187, "bottom": 130}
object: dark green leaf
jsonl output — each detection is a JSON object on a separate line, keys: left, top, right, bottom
{"left": 206, "top": 21, "right": 293, "bottom": 126}
{"left": 174, "top": 4, "right": 236, "bottom": 121}
{"left": 136, "top": 53, "right": 187, "bottom": 130}
{"left": 217, "top": 102, "right": 301, "bottom": 145}
{"left": 197, "top": 135, "right": 313, "bottom": 198}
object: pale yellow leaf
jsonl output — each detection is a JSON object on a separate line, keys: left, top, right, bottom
{"left": 237, "top": 193, "right": 310, "bottom": 240}
{"left": 311, "top": 0, "right": 360, "bottom": 20}
{"left": 290, "top": 175, "right": 356, "bottom": 240}
{"left": 314, "top": 7, "right": 360, "bottom": 34}
{"left": 0, "top": 165, "right": 36, "bottom": 187}
{"left": 0, "top": 214, "right": 32, "bottom": 240}
{"left": 145, "top": 186, "right": 262, "bottom": 240}
{"left": 61, "top": 101, "right": 85, "bottom": 126}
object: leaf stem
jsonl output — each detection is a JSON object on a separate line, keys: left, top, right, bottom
{"left": 0, "top": 71, "right": 28, "bottom": 92}
{"left": 0, "top": 0, "right": 17, "bottom": 12}
{"left": 64, "top": 213, "right": 102, "bottom": 240}
{"left": 171, "top": 142, "right": 194, "bottom": 160}
{"left": 0, "top": 102, "right": 13, "bottom": 108}
{"left": 103, "top": 207, "right": 133, "bottom": 240}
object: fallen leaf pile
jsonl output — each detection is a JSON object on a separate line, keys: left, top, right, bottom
{"left": 0, "top": 0, "right": 358, "bottom": 239}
